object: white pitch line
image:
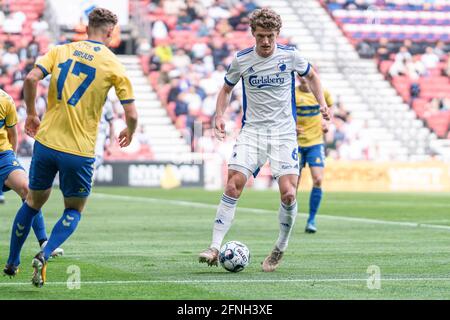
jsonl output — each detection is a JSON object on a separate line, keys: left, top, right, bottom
{"left": 92, "top": 193, "right": 450, "bottom": 231}
{"left": 1, "top": 278, "right": 450, "bottom": 286}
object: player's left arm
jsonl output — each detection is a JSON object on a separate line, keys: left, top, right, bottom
{"left": 112, "top": 63, "right": 137, "bottom": 148}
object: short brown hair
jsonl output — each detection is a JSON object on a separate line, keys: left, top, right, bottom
{"left": 249, "top": 8, "right": 282, "bottom": 32}
{"left": 88, "top": 8, "right": 118, "bottom": 29}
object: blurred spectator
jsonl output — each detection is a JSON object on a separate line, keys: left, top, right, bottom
{"left": 151, "top": 20, "right": 169, "bottom": 45}
{"left": 375, "top": 38, "right": 397, "bottom": 62}
{"left": 356, "top": 41, "right": 375, "bottom": 59}
{"left": 434, "top": 41, "right": 447, "bottom": 61}
{"left": 3, "top": 11, "right": 25, "bottom": 33}
{"left": 2, "top": 46, "right": 20, "bottom": 71}
{"left": 32, "top": 14, "right": 49, "bottom": 37}
{"left": 176, "top": 8, "right": 193, "bottom": 30}
{"left": 154, "top": 38, "right": 173, "bottom": 64}
{"left": 406, "top": 55, "right": 426, "bottom": 80}
{"left": 108, "top": 25, "right": 121, "bottom": 51}
{"left": 175, "top": 93, "right": 189, "bottom": 116}
{"left": 73, "top": 18, "right": 88, "bottom": 41}
{"left": 167, "top": 78, "right": 182, "bottom": 104}
{"left": 57, "top": 35, "right": 70, "bottom": 45}
{"left": 136, "top": 38, "right": 151, "bottom": 56}
{"left": 210, "top": 37, "right": 229, "bottom": 68}
{"left": 171, "top": 49, "right": 191, "bottom": 72}
{"left": 421, "top": 46, "right": 440, "bottom": 70}
{"left": 403, "top": 39, "right": 422, "bottom": 56}
{"left": 27, "top": 37, "right": 40, "bottom": 59}
{"left": 445, "top": 57, "right": 450, "bottom": 78}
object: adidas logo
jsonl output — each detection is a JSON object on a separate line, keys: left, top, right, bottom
{"left": 215, "top": 219, "right": 224, "bottom": 225}
{"left": 248, "top": 66, "right": 255, "bottom": 74}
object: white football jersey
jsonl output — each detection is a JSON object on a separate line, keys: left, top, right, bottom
{"left": 98, "top": 100, "right": 114, "bottom": 138}
{"left": 225, "top": 44, "right": 310, "bottom": 135}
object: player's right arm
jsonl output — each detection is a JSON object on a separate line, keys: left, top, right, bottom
{"left": 24, "top": 45, "right": 58, "bottom": 137}
{"left": 23, "top": 67, "right": 45, "bottom": 137}
{"left": 214, "top": 83, "right": 234, "bottom": 141}
{"left": 215, "top": 54, "right": 241, "bottom": 141}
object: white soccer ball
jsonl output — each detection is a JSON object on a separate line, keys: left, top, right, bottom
{"left": 219, "top": 241, "right": 250, "bottom": 272}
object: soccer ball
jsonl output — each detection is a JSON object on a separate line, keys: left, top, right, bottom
{"left": 219, "top": 241, "right": 250, "bottom": 272}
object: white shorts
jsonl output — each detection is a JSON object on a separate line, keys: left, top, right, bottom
{"left": 228, "top": 129, "right": 299, "bottom": 179}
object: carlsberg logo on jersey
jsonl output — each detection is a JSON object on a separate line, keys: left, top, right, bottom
{"left": 248, "top": 74, "right": 285, "bottom": 88}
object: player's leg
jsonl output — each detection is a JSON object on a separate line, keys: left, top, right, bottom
{"left": 38, "top": 197, "right": 86, "bottom": 261}
{"left": 4, "top": 180, "right": 52, "bottom": 277}
{"left": 263, "top": 136, "right": 299, "bottom": 272}
{"left": 199, "top": 168, "right": 248, "bottom": 266}
{"left": 199, "top": 130, "right": 262, "bottom": 266}
{"left": 3, "top": 167, "right": 50, "bottom": 248}
{"left": 3, "top": 145, "right": 56, "bottom": 276}
{"left": 304, "top": 144, "right": 325, "bottom": 233}
{"left": 305, "top": 166, "right": 323, "bottom": 233}
{"left": 32, "top": 151, "right": 94, "bottom": 287}
{"left": 296, "top": 145, "right": 307, "bottom": 192}
{"left": 5, "top": 167, "right": 64, "bottom": 257}
{"left": 262, "top": 173, "right": 299, "bottom": 272}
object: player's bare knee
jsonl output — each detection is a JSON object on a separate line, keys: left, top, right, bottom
{"left": 18, "top": 183, "right": 29, "bottom": 200}
{"left": 224, "top": 182, "right": 243, "bottom": 199}
{"left": 312, "top": 175, "right": 323, "bottom": 187}
{"left": 281, "top": 190, "right": 296, "bottom": 206}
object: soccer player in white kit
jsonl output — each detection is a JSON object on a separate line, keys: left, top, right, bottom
{"left": 198, "top": 8, "right": 330, "bottom": 272}
{"left": 95, "top": 98, "right": 115, "bottom": 170}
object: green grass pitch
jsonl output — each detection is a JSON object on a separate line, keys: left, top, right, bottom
{"left": 0, "top": 187, "right": 449, "bottom": 299}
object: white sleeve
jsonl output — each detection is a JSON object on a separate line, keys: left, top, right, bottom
{"left": 224, "top": 55, "right": 241, "bottom": 86}
{"left": 104, "top": 101, "right": 115, "bottom": 122}
{"left": 293, "top": 49, "right": 311, "bottom": 77}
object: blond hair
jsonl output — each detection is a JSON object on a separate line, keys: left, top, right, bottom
{"left": 249, "top": 8, "right": 282, "bottom": 32}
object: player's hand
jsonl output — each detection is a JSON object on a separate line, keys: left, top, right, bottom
{"left": 25, "top": 115, "right": 40, "bottom": 137}
{"left": 296, "top": 126, "right": 304, "bottom": 136}
{"left": 320, "top": 106, "right": 330, "bottom": 121}
{"left": 321, "top": 118, "right": 330, "bottom": 133}
{"left": 118, "top": 128, "right": 133, "bottom": 148}
{"left": 214, "top": 115, "right": 226, "bottom": 141}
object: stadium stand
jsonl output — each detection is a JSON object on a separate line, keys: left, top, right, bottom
{"left": 135, "top": 0, "right": 375, "bottom": 164}
{"left": 4, "top": 0, "right": 450, "bottom": 162}
{"left": 321, "top": 0, "right": 450, "bottom": 157}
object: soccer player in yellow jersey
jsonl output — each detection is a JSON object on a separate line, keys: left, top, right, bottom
{"left": 296, "top": 75, "right": 333, "bottom": 233}
{"left": 4, "top": 8, "right": 138, "bottom": 287}
{"left": 1, "top": 90, "right": 64, "bottom": 278}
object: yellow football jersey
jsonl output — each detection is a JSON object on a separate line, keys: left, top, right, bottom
{"left": 296, "top": 88, "right": 333, "bottom": 147}
{"left": 35, "top": 40, "right": 134, "bottom": 157}
{"left": 0, "top": 89, "right": 18, "bottom": 152}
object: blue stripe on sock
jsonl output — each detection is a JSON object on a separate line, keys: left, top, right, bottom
{"left": 281, "top": 201, "right": 297, "bottom": 211}
{"left": 221, "top": 194, "right": 237, "bottom": 205}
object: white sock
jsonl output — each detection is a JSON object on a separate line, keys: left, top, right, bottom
{"left": 276, "top": 201, "right": 298, "bottom": 252}
{"left": 210, "top": 194, "right": 238, "bottom": 250}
